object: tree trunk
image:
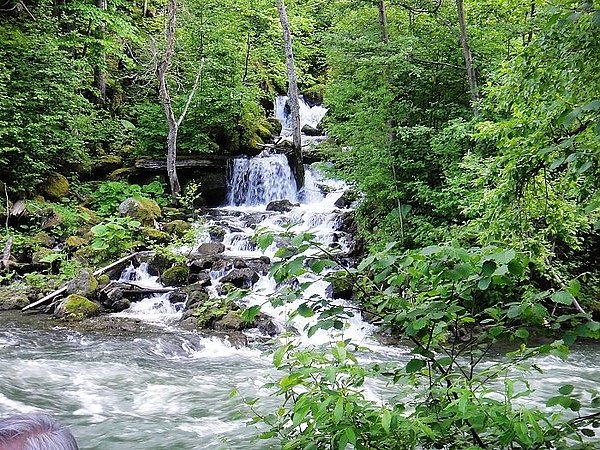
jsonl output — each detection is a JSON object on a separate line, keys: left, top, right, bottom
{"left": 276, "top": 0, "right": 304, "bottom": 190}
{"left": 456, "top": 0, "right": 479, "bottom": 116}
{"left": 94, "top": 0, "right": 107, "bottom": 104}
{"left": 154, "top": 0, "right": 181, "bottom": 198}
{"left": 378, "top": 0, "right": 389, "bottom": 44}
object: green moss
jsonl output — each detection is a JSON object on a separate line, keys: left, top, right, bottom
{"left": 42, "top": 173, "right": 69, "bottom": 199}
{"left": 161, "top": 265, "right": 190, "bottom": 286}
{"left": 97, "top": 274, "right": 110, "bottom": 284}
{"left": 164, "top": 220, "right": 192, "bottom": 235}
{"left": 141, "top": 227, "right": 170, "bottom": 243}
{"left": 58, "top": 294, "right": 100, "bottom": 319}
{"left": 65, "top": 236, "right": 86, "bottom": 250}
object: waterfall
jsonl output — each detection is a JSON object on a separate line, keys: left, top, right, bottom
{"left": 275, "top": 95, "right": 327, "bottom": 140}
{"left": 227, "top": 152, "right": 298, "bottom": 206}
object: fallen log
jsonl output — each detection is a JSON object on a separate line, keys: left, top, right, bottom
{"left": 22, "top": 251, "right": 155, "bottom": 311}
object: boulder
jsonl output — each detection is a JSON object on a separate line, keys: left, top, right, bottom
{"left": 42, "top": 173, "right": 69, "bottom": 199}
{"left": 94, "top": 155, "right": 123, "bottom": 175}
{"left": 196, "top": 242, "right": 225, "bottom": 256}
{"left": 161, "top": 265, "right": 190, "bottom": 286}
{"left": 326, "top": 271, "right": 354, "bottom": 299}
{"left": 55, "top": 294, "right": 100, "bottom": 319}
{"left": 333, "top": 190, "right": 360, "bottom": 209}
{"left": 266, "top": 199, "right": 299, "bottom": 212}
{"left": 0, "top": 287, "right": 30, "bottom": 310}
{"left": 220, "top": 268, "right": 259, "bottom": 289}
{"left": 31, "top": 248, "right": 56, "bottom": 269}
{"left": 33, "top": 232, "right": 55, "bottom": 248}
{"left": 147, "top": 252, "right": 178, "bottom": 276}
{"left": 118, "top": 197, "right": 161, "bottom": 226}
{"left": 40, "top": 209, "right": 64, "bottom": 230}
{"left": 213, "top": 311, "right": 246, "bottom": 332}
{"left": 163, "top": 220, "right": 192, "bottom": 235}
{"left": 141, "top": 227, "right": 170, "bottom": 244}
{"left": 66, "top": 270, "right": 98, "bottom": 297}
{"left": 207, "top": 226, "right": 226, "bottom": 242}
{"left": 187, "top": 271, "right": 212, "bottom": 287}
{"left": 267, "top": 117, "right": 283, "bottom": 136}
{"left": 301, "top": 124, "right": 322, "bottom": 136}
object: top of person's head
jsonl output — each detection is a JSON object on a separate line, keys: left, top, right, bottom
{"left": 0, "top": 413, "right": 78, "bottom": 450}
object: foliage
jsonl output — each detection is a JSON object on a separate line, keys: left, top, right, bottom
{"left": 244, "top": 232, "right": 600, "bottom": 449}
{"left": 90, "top": 216, "right": 142, "bottom": 260}
{"left": 91, "top": 180, "right": 168, "bottom": 216}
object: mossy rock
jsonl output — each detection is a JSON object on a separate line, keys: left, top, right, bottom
{"left": 213, "top": 311, "right": 247, "bottom": 332}
{"left": 141, "top": 227, "right": 170, "bottom": 244}
{"left": 65, "top": 236, "right": 86, "bottom": 250}
{"left": 42, "top": 173, "right": 69, "bottom": 199}
{"left": 55, "top": 294, "right": 100, "bottom": 319}
{"left": 97, "top": 274, "right": 110, "bottom": 285}
{"left": 161, "top": 265, "right": 190, "bottom": 286}
{"left": 163, "top": 220, "right": 192, "bottom": 235}
{"left": 326, "top": 271, "right": 354, "bottom": 299}
{"left": 78, "top": 207, "right": 100, "bottom": 225}
{"left": 31, "top": 248, "right": 56, "bottom": 269}
{"left": 108, "top": 167, "right": 135, "bottom": 180}
{"left": 118, "top": 197, "right": 161, "bottom": 226}
{"left": 267, "top": 117, "right": 283, "bottom": 136}
{"left": 66, "top": 270, "right": 98, "bottom": 297}
{"left": 33, "top": 231, "right": 55, "bottom": 248}
{"left": 0, "top": 287, "right": 30, "bottom": 310}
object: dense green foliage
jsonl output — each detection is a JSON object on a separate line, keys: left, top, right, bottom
{"left": 1, "top": 0, "right": 599, "bottom": 448}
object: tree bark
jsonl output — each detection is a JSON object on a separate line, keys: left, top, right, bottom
{"left": 277, "top": 0, "right": 304, "bottom": 190}
{"left": 378, "top": 0, "right": 389, "bottom": 44}
{"left": 154, "top": 0, "right": 181, "bottom": 197}
{"left": 94, "top": 0, "right": 107, "bottom": 104}
{"left": 456, "top": 0, "right": 479, "bottom": 115}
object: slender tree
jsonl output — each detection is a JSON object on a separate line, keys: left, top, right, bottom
{"left": 276, "top": 0, "right": 304, "bottom": 190}
{"left": 94, "top": 0, "right": 107, "bottom": 104}
{"left": 151, "top": 0, "right": 203, "bottom": 198}
{"left": 456, "top": 0, "right": 479, "bottom": 115}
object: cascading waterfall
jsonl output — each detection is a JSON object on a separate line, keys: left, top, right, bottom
{"left": 227, "top": 152, "right": 297, "bottom": 206}
{"left": 274, "top": 95, "right": 328, "bottom": 137}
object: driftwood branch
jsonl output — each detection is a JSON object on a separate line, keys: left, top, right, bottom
{"left": 22, "top": 251, "right": 155, "bottom": 311}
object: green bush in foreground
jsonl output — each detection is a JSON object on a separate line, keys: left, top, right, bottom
{"left": 241, "top": 233, "right": 600, "bottom": 449}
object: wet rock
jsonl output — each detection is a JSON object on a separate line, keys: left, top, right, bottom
{"left": 0, "top": 286, "right": 30, "bottom": 310}
{"left": 326, "top": 271, "right": 354, "bottom": 299}
{"left": 266, "top": 199, "right": 299, "bottom": 212}
{"left": 148, "top": 252, "right": 178, "bottom": 276}
{"left": 255, "top": 313, "right": 279, "bottom": 336}
{"left": 334, "top": 190, "right": 360, "bottom": 209}
{"left": 109, "top": 298, "right": 131, "bottom": 313}
{"left": 187, "top": 271, "right": 212, "bottom": 287}
{"left": 189, "top": 255, "right": 231, "bottom": 273}
{"left": 161, "top": 265, "right": 190, "bottom": 287}
{"left": 118, "top": 197, "right": 161, "bottom": 226}
{"left": 301, "top": 124, "right": 321, "bottom": 136}
{"left": 220, "top": 268, "right": 259, "bottom": 288}
{"left": 213, "top": 311, "right": 245, "bottom": 332}
{"left": 55, "top": 294, "right": 100, "bottom": 319}
{"left": 163, "top": 220, "right": 192, "bottom": 235}
{"left": 207, "top": 226, "right": 226, "bottom": 242}
{"left": 42, "top": 173, "right": 69, "bottom": 199}
{"left": 195, "top": 242, "right": 225, "bottom": 256}
{"left": 334, "top": 210, "right": 358, "bottom": 235}
{"left": 267, "top": 117, "right": 282, "bottom": 136}
{"left": 233, "top": 259, "right": 247, "bottom": 269}
{"left": 94, "top": 155, "right": 123, "bottom": 175}
{"left": 66, "top": 270, "right": 98, "bottom": 297}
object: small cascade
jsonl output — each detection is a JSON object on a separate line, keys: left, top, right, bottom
{"left": 275, "top": 95, "right": 328, "bottom": 138}
{"left": 227, "top": 152, "right": 297, "bottom": 206}
{"left": 114, "top": 263, "right": 183, "bottom": 324}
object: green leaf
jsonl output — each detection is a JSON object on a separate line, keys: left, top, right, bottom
{"left": 406, "top": 359, "right": 426, "bottom": 373}
{"left": 241, "top": 305, "right": 261, "bottom": 323}
{"left": 297, "top": 303, "right": 314, "bottom": 318}
{"left": 558, "top": 384, "right": 574, "bottom": 395}
{"left": 333, "top": 397, "right": 344, "bottom": 423}
{"left": 552, "top": 290, "right": 574, "bottom": 305}
{"left": 515, "top": 328, "right": 529, "bottom": 340}
{"left": 381, "top": 409, "right": 391, "bottom": 433}
{"left": 273, "top": 344, "right": 290, "bottom": 368}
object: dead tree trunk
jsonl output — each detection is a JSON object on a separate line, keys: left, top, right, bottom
{"left": 456, "top": 0, "right": 479, "bottom": 116}
{"left": 277, "top": 0, "right": 304, "bottom": 190}
{"left": 94, "top": 0, "right": 107, "bottom": 104}
{"left": 151, "top": 0, "right": 203, "bottom": 199}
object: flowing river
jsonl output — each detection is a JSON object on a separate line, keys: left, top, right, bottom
{"left": 1, "top": 99, "right": 598, "bottom": 449}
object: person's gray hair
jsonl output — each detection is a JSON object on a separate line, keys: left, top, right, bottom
{"left": 0, "top": 413, "right": 79, "bottom": 450}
